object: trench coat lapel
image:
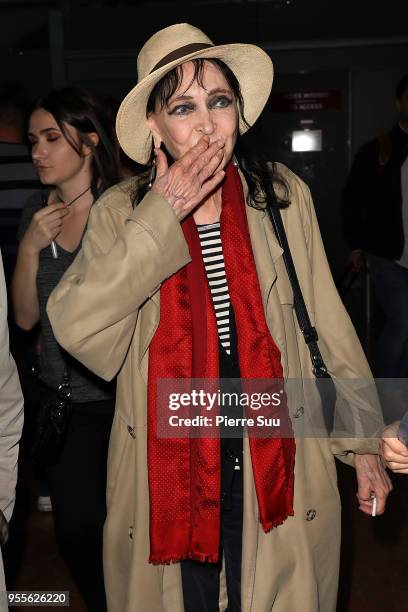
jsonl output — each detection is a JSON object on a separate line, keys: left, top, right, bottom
{"left": 240, "top": 171, "right": 292, "bottom": 377}
{"left": 238, "top": 170, "right": 281, "bottom": 297}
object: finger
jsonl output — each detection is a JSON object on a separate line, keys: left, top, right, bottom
{"left": 49, "top": 208, "right": 71, "bottom": 220}
{"left": 48, "top": 201, "right": 68, "bottom": 209}
{"left": 190, "top": 170, "right": 225, "bottom": 205}
{"left": 356, "top": 491, "right": 371, "bottom": 504}
{"left": 33, "top": 204, "right": 62, "bottom": 222}
{"left": 37, "top": 205, "right": 69, "bottom": 222}
{"left": 358, "top": 502, "right": 373, "bottom": 515}
{"left": 48, "top": 218, "right": 65, "bottom": 232}
{"left": 179, "top": 136, "right": 211, "bottom": 168}
{"left": 155, "top": 148, "right": 168, "bottom": 178}
{"left": 44, "top": 202, "right": 68, "bottom": 213}
{"left": 383, "top": 437, "right": 408, "bottom": 456}
{"left": 357, "top": 489, "right": 373, "bottom": 510}
{"left": 190, "top": 139, "right": 225, "bottom": 175}
{"left": 384, "top": 451, "right": 408, "bottom": 468}
{"left": 355, "top": 471, "right": 371, "bottom": 501}
{"left": 357, "top": 494, "right": 383, "bottom": 515}
{"left": 47, "top": 220, "right": 64, "bottom": 236}
{"left": 197, "top": 148, "right": 225, "bottom": 183}
{"left": 382, "top": 448, "right": 408, "bottom": 464}
{"left": 39, "top": 211, "right": 69, "bottom": 231}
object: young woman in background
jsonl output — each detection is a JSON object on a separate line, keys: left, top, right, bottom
{"left": 12, "top": 86, "right": 119, "bottom": 612}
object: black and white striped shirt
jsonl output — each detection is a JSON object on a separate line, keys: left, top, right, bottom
{"left": 197, "top": 222, "right": 231, "bottom": 355}
{"left": 198, "top": 222, "right": 243, "bottom": 472}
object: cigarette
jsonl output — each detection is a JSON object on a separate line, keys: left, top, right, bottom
{"left": 51, "top": 241, "right": 58, "bottom": 259}
{"left": 370, "top": 494, "right": 377, "bottom": 517}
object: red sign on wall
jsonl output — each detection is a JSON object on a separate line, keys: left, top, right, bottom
{"left": 271, "top": 90, "right": 342, "bottom": 112}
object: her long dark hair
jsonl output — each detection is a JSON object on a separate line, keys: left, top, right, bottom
{"left": 132, "top": 58, "right": 289, "bottom": 209}
{"left": 32, "top": 86, "right": 119, "bottom": 199}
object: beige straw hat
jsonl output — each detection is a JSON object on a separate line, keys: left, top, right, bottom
{"left": 116, "top": 23, "right": 273, "bottom": 164}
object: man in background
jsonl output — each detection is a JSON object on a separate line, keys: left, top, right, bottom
{"left": 0, "top": 82, "right": 40, "bottom": 282}
{"left": 342, "top": 74, "right": 408, "bottom": 377}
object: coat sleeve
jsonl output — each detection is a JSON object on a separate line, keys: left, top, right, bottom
{"left": 0, "top": 251, "right": 24, "bottom": 522}
{"left": 46, "top": 187, "right": 191, "bottom": 381}
{"left": 292, "top": 173, "right": 382, "bottom": 460}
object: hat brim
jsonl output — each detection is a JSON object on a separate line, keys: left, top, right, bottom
{"left": 116, "top": 43, "right": 273, "bottom": 164}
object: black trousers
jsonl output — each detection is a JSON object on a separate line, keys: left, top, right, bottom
{"left": 46, "top": 399, "right": 114, "bottom": 612}
{"left": 181, "top": 468, "right": 243, "bottom": 612}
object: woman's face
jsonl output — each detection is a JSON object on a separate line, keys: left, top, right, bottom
{"left": 147, "top": 60, "right": 239, "bottom": 165}
{"left": 28, "top": 108, "right": 91, "bottom": 187}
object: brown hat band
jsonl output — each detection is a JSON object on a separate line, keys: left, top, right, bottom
{"left": 151, "top": 42, "right": 214, "bottom": 73}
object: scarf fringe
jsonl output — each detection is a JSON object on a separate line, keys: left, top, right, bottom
{"left": 149, "top": 552, "right": 220, "bottom": 565}
{"left": 262, "top": 510, "right": 295, "bottom": 534}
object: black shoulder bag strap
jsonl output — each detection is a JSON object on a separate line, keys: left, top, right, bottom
{"left": 264, "top": 179, "right": 335, "bottom": 432}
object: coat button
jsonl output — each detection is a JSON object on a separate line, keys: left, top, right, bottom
{"left": 306, "top": 509, "right": 317, "bottom": 521}
{"left": 226, "top": 449, "right": 235, "bottom": 459}
{"left": 127, "top": 426, "right": 136, "bottom": 438}
{"left": 293, "top": 406, "right": 304, "bottom": 419}
{"left": 128, "top": 525, "right": 133, "bottom": 539}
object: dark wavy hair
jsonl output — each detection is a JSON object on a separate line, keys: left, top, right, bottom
{"left": 132, "top": 58, "right": 289, "bottom": 210}
{"left": 32, "top": 86, "right": 119, "bottom": 198}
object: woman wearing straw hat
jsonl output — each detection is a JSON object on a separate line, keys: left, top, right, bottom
{"left": 47, "top": 23, "right": 391, "bottom": 612}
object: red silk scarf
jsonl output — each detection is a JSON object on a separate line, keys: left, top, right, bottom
{"left": 147, "top": 162, "right": 295, "bottom": 564}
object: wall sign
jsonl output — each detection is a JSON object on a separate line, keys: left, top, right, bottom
{"left": 271, "top": 90, "right": 342, "bottom": 112}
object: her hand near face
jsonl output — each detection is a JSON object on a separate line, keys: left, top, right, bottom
{"left": 151, "top": 136, "right": 226, "bottom": 221}
{"left": 20, "top": 203, "right": 70, "bottom": 255}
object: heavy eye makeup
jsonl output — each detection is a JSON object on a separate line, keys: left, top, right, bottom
{"left": 167, "top": 95, "right": 233, "bottom": 116}
{"left": 209, "top": 95, "right": 233, "bottom": 109}
{"left": 168, "top": 102, "right": 195, "bottom": 116}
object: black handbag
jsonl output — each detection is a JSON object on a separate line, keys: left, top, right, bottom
{"left": 264, "top": 180, "right": 336, "bottom": 433}
{"left": 30, "top": 366, "right": 72, "bottom": 468}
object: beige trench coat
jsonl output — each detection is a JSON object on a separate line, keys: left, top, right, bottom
{"left": 47, "top": 164, "right": 382, "bottom": 612}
